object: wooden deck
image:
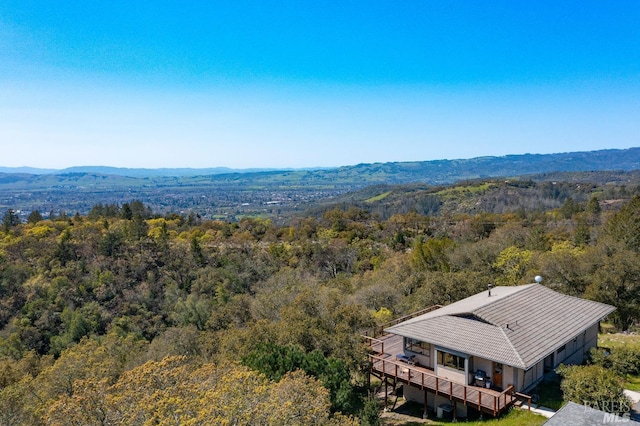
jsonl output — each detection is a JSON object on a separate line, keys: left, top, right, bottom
{"left": 365, "top": 333, "right": 525, "bottom": 417}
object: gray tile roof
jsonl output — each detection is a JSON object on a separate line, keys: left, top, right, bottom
{"left": 544, "top": 401, "right": 640, "bottom": 426}
{"left": 386, "top": 284, "right": 615, "bottom": 369}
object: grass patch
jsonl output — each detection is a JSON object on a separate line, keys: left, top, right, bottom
{"left": 365, "top": 191, "right": 392, "bottom": 203}
{"left": 624, "top": 375, "right": 640, "bottom": 392}
{"left": 598, "top": 333, "right": 640, "bottom": 390}
{"left": 599, "top": 333, "right": 640, "bottom": 351}
{"left": 435, "top": 183, "right": 494, "bottom": 199}
{"left": 380, "top": 402, "right": 547, "bottom": 426}
{"left": 450, "top": 408, "right": 547, "bottom": 426}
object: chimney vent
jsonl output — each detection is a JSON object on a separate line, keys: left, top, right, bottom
{"left": 488, "top": 283, "right": 493, "bottom": 297}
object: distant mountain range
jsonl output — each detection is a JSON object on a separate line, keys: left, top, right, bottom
{"left": 0, "top": 165, "right": 292, "bottom": 177}
{"left": 1, "top": 147, "right": 640, "bottom": 219}
{"left": 2, "top": 147, "right": 640, "bottom": 181}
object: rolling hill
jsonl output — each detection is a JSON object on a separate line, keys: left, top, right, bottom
{"left": 1, "top": 147, "right": 639, "bottom": 221}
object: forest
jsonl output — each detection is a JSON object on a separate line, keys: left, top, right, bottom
{"left": 1, "top": 178, "right": 640, "bottom": 425}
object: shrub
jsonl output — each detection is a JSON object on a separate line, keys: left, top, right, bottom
{"left": 589, "top": 346, "right": 640, "bottom": 376}
{"left": 558, "top": 364, "right": 631, "bottom": 413}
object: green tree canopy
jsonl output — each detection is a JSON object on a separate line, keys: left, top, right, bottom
{"left": 558, "top": 364, "right": 631, "bottom": 414}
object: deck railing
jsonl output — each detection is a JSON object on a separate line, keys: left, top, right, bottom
{"left": 362, "top": 335, "right": 385, "bottom": 355}
{"left": 515, "top": 391, "right": 533, "bottom": 411}
{"left": 369, "top": 353, "right": 518, "bottom": 416}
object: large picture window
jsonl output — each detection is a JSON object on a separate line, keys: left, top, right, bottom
{"left": 404, "top": 338, "right": 431, "bottom": 356}
{"left": 437, "top": 351, "right": 465, "bottom": 371}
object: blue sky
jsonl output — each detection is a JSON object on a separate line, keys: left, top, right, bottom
{"left": 1, "top": 1, "right": 639, "bottom": 169}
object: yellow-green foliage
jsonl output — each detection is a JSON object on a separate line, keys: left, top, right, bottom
{"left": 435, "top": 182, "right": 495, "bottom": 199}
{"left": 365, "top": 192, "right": 391, "bottom": 203}
{"left": 2, "top": 196, "right": 640, "bottom": 423}
{"left": 372, "top": 307, "right": 393, "bottom": 325}
{"left": 25, "top": 224, "right": 56, "bottom": 239}
{"left": 599, "top": 333, "right": 640, "bottom": 351}
{"left": 493, "top": 246, "right": 534, "bottom": 286}
{"left": 42, "top": 356, "right": 349, "bottom": 426}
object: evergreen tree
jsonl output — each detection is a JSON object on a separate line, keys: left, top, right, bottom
{"left": 27, "top": 210, "right": 43, "bottom": 224}
{"left": 2, "top": 209, "right": 20, "bottom": 231}
{"left": 360, "top": 397, "right": 381, "bottom": 426}
{"left": 121, "top": 203, "right": 133, "bottom": 220}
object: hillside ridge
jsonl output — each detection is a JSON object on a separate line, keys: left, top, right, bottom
{"left": 1, "top": 147, "right": 639, "bottom": 179}
{"left": 2, "top": 147, "right": 640, "bottom": 220}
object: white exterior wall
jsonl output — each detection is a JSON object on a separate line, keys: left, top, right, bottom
{"left": 520, "top": 359, "right": 544, "bottom": 392}
{"left": 435, "top": 365, "right": 467, "bottom": 384}
{"left": 513, "top": 322, "right": 602, "bottom": 392}
{"left": 471, "top": 357, "right": 492, "bottom": 382}
{"left": 404, "top": 384, "right": 434, "bottom": 406}
{"left": 434, "top": 394, "right": 467, "bottom": 419}
{"left": 469, "top": 356, "right": 515, "bottom": 391}
{"left": 434, "top": 347, "right": 470, "bottom": 385}
{"left": 555, "top": 322, "right": 601, "bottom": 367}
{"left": 584, "top": 322, "right": 599, "bottom": 353}
{"left": 504, "top": 364, "right": 516, "bottom": 389}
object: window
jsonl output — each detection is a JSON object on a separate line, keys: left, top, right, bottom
{"left": 437, "top": 351, "right": 465, "bottom": 371}
{"left": 405, "top": 338, "right": 431, "bottom": 356}
{"left": 557, "top": 344, "right": 566, "bottom": 354}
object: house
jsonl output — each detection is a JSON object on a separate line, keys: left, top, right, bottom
{"left": 366, "top": 283, "right": 615, "bottom": 418}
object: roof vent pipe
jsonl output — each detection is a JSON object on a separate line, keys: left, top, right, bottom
{"left": 488, "top": 283, "right": 493, "bottom": 297}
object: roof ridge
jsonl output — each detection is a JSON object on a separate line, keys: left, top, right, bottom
{"left": 392, "top": 284, "right": 539, "bottom": 328}
{"left": 499, "top": 326, "right": 526, "bottom": 369}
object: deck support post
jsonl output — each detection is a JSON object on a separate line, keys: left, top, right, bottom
{"left": 423, "top": 389, "right": 428, "bottom": 418}
{"left": 453, "top": 400, "right": 457, "bottom": 422}
{"left": 383, "top": 377, "right": 388, "bottom": 411}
